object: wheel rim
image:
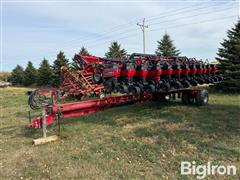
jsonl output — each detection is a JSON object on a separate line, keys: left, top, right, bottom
{"left": 203, "top": 95, "right": 208, "bottom": 104}
{"left": 99, "top": 93, "right": 105, "bottom": 99}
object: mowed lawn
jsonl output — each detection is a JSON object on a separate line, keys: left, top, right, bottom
{"left": 0, "top": 87, "right": 239, "bottom": 179}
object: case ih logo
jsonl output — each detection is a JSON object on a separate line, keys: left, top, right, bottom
{"left": 181, "top": 161, "right": 237, "bottom": 179}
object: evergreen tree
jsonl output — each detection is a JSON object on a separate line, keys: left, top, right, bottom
{"left": 10, "top": 65, "right": 24, "bottom": 85}
{"left": 79, "top": 46, "right": 91, "bottom": 56}
{"left": 71, "top": 46, "right": 91, "bottom": 70}
{"left": 216, "top": 20, "right": 240, "bottom": 92}
{"left": 155, "top": 33, "right": 181, "bottom": 57}
{"left": 23, "top": 61, "right": 37, "bottom": 86}
{"left": 37, "top": 59, "right": 53, "bottom": 86}
{"left": 105, "top": 41, "right": 127, "bottom": 60}
{"left": 52, "top": 51, "right": 69, "bottom": 86}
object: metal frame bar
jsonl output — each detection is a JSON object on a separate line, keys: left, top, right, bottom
{"left": 29, "top": 89, "right": 198, "bottom": 129}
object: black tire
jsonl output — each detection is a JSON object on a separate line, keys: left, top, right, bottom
{"left": 104, "top": 80, "right": 113, "bottom": 93}
{"left": 181, "top": 92, "right": 195, "bottom": 105}
{"left": 146, "top": 84, "right": 155, "bottom": 93}
{"left": 134, "top": 86, "right": 141, "bottom": 94}
{"left": 189, "top": 79, "right": 198, "bottom": 86}
{"left": 212, "top": 76, "right": 218, "bottom": 82}
{"left": 208, "top": 77, "right": 214, "bottom": 83}
{"left": 195, "top": 89, "right": 208, "bottom": 106}
{"left": 196, "top": 78, "right": 204, "bottom": 85}
{"left": 216, "top": 75, "right": 223, "bottom": 81}
{"left": 92, "top": 72, "right": 103, "bottom": 84}
{"left": 117, "top": 84, "right": 128, "bottom": 93}
{"left": 128, "top": 85, "right": 141, "bottom": 94}
{"left": 173, "top": 81, "right": 182, "bottom": 89}
{"left": 203, "top": 77, "right": 210, "bottom": 84}
{"left": 160, "top": 82, "right": 170, "bottom": 92}
{"left": 181, "top": 92, "right": 191, "bottom": 105}
{"left": 182, "top": 80, "right": 190, "bottom": 88}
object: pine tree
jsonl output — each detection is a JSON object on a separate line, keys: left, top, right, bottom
{"left": 10, "top": 65, "right": 24, "bottom": 85}
{"left": 71, "top": 47, "right": 91, "bottom": 70}
{"left": 216, "top": 20, "right": 240, "bottom": 92}
{"left": 52, "top": 51, "right": 69, "bottom": 86}
{"left": 37, "top": 59, "right": 53, "bottom": 86}
{"left": 79, "top": 46, "right": 91, "bottom": 56}
{"left": 155, "top": 33, "right": 181, "bottom": 57}
{"left": 23, "top": 61, "right": 37, "bottom": 86}
{"left": 105, "top": 41, "right": 127, "bottom": 60}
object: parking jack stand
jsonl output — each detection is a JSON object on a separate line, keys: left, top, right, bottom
{"left": 33, "top": 109, "right": 60, "bottom": 145}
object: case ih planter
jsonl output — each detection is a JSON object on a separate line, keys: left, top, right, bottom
{"left": 59, "top": 53, "right": 222, "bottom": 99}
{"left": 28, "top": 53, "right": 221, "bottom": 129}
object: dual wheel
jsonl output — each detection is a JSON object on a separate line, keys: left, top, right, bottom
{"left": 182, "top": 89, "right": 208, "bottom": 106}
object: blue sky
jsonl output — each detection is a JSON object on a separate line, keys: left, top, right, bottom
{"left": 1, "top": 0, "right": 239, "bottom": 71}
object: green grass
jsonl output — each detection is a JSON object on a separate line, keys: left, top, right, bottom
{"left": 0, "top": 87, "right": 239, "bottom": 179}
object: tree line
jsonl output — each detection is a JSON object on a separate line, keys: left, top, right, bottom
{"left": 9, "top": 20, "right": 240, "bottom": 92}
{"left": 10, "top": 51, "right": 69, "bottom": 87}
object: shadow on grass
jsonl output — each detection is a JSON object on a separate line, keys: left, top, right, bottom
{"left": 56, "top": 100, "right": 240, "bottom": 159}
{"left": 0, "top": 125, "right": 42, "bottom": 140}
{"left": 59, "top": 101, "right": 239, "bottom": 134}
{"left": 14, "top": 98, "right": 239, "bottom": 160}
{"left": 60, "top": 101, "right": 181, "bottom": 127}
{"left": 132, "top": 103, "right": 240, "bottom": 159}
